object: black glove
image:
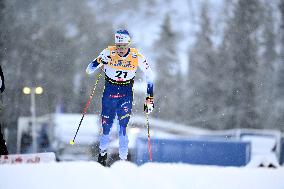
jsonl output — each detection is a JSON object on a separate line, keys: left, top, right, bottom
{"left": 144, "top": 96, "right": 154, "bottom": 114}
{"left": 100, "top": 55, "right": 111, "bottom": 65}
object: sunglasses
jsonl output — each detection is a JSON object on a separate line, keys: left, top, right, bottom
{"left": 116, "top": 44, "right": 129, "bottom": 49}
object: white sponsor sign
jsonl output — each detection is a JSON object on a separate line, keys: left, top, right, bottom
{"left": 0, "top": 152, "right": 56, "bottom": 164}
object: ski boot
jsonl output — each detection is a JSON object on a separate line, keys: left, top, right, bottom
{"left": 98, "top": 150, "right": 107, "bottom": 166}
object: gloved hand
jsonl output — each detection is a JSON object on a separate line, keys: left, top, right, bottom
{"left": 100, "top": 52, "right": 111, "bottom": 65}
{"left": 144, "top": 96, "right": 154, "bottom": 114}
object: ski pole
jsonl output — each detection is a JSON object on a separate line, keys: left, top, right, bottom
{"left": 146, "top": 113, "right": 153, "bottom": 161}
{"left": 70, "top": 70, "right": 103, "bottom": 145}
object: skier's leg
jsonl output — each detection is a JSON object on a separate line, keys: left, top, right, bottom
{"left": 117, "top": 97, "right": 133, "bottom": 160}
{"left": 118, "top": 133, "right": 129, "bottom": 160}
{"left": 99, "top": 96, "right": 116, "bottom": 153}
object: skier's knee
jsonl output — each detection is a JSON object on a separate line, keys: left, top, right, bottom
{"left": 119, "top": 126, "right": 127, "bottom": 136}
{"left": 101, "top": 115, "right": 114, "bottom": 135}
{"left": 119, "top": 135, "right": 129, "bottom": 149}
{"left": 102, "top": 124, "right": 112, "bottom": 135}
{"left": 118, "top": 117, "right": 130, "bottom": 136}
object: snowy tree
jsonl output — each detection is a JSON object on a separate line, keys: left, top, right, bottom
{"left": 0, "top": 0, "right": 5, "bottom": 127}
{"left": 0, "top": 0, "right": 4, "bottom": 62}
{"left": 187, "top": 2, "right": 221, "bottom": 129}
{"left": 1, "top": 0, "right": 112, "bottom": 152}
{"left": 222, "top": 0, "right": 263, "bottom": 129}
{"left": 1, "top": 0, "right": 76, "bottom": 120}
{"left": 154, "top": 14, "right": 182, "bottom": 121}
{"left": 274, "top": 0, "right": 284, "bottom": 129}
{"left": 256, "top": 1, "right": 277, "bottom": 129}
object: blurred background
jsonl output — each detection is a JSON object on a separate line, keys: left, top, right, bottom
{"left": 0, "top": 0, "right": 284, "bottom": 165}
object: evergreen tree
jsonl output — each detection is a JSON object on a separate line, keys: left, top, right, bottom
{"left": 154, "top": 14, "right": 182, "bottom": 121}
{"left": 0, "top": 0, "right": 4, "bottom": 62}
{"left": 1, "top": 0, "right": 112, "bottom": 152}
{"left": 274, "top": 0, "right": 284, "bottom": 129}
{"left": 187, "top": 2, "right": 220, "bottom": 129}
{"left": 220, "top": 0, "right": 263, "bottom": 128}
{"left": 0, "top": 0, "right": 5, "bottom": 128}
{"left": 257, "top": 1, "right": 277, "bottom": 129}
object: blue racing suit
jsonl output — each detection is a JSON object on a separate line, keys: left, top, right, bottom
{"left": 86, "top": 46, "right": 154, "bottom": 160}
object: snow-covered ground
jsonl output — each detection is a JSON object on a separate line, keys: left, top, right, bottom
{"left": 0, "top": 161, "right": 284, "bottom": 189}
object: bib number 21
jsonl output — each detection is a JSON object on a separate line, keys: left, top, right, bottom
{"left": 115, "top": 71, "right": 128, "bottom": 78}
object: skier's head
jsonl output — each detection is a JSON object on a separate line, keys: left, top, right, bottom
{"left": 115, "top": 29, "right": 131, "bottom": 56}
{"left": 115, "top": 29, "right": 131, "bottom": 45}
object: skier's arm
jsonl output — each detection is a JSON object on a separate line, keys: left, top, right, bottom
{"left": 86, "top": 59, "right": 103, "bottom": 74}
{"left": 138, "top": 53, "right": 154, "bottom": 114}
{"left": 137, "top": 54, "right": 154, "bottom": 97}
{"left": 86, "top": 49, "right": 110, "bottom": 74}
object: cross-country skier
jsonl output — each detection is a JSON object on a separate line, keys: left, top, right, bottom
{"left": 86, "top": 29, "right": 154, "bottom": 166}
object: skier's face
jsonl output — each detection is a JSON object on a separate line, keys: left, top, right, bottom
{"left": 116, "top": 44, "right": 129, "bottom": 56}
